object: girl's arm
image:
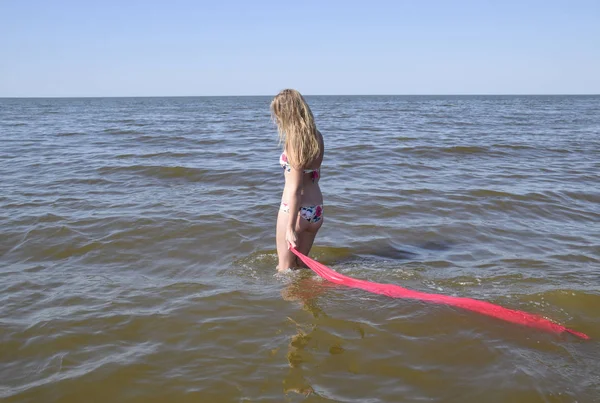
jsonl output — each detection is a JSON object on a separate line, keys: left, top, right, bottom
{"left": 285, "top": 165, "right": 303, "bottom": 249}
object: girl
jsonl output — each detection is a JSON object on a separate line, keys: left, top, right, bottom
{"left": 271, "top": 89, "right": 324, "bottom": 271}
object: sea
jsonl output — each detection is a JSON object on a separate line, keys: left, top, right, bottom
{"left": 1, "top": 95, "right": 599, "bottom": 402}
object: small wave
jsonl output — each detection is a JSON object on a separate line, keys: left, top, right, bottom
{"left": 6, "top": 225, "right": 88, "bottom": 259}
{"left": 492, "top": 144, "right": 535, "bottom": 151}
{"left": 495, "top": 173, "right": 529, "bottom": 180}
{"left": 51, "top": 178, "right": 118, "bottom": 186}
{"left": 39, "top": 240, "right": 106, "bottom": 260}
{"left": 195, "top": 138, "right": 225, "bottom": 145}
{"left": 112, "top": 119, "right": 147, "bottom": 127}
{"left": 102, "top": 128, "right": 142, "bottom": 135}
{"left": 114, "top": 152, "right": 195, "bottom": 160}
{"left": 536, "top": 289, "right": 600, "bottom": 312}
{"left": 442, "top": 146, "right": 488, "bottom": 154}
{"left": 561, "top": 191, "right": 600, "bottom": 204}
{"left": 136, "top": 134, "right": 220, "bottom": 146}
{"left": 451, "top": 121, "right": 476, "bottom": 127}
{"left": 546, "top": 148, "right": 572, "bottom": 154}
{"left": 333, "top": 144, "right": 377, "bottom": 152}
{"left": 222, "top": 127, "right": 250, "bottom": 134}
{"left": 98, "top": 165, "right": 207, "bottom": 181}
{"left": 136, "top": 134, "right": 179, "bottom": 144}
{"left": 400, "top": 188, "right": 436, "bottom": 196}
{"left": 397, "top": 145, "right": 492, "bottom": 157}
{"left": 373, "top": 108, "right": 415, "bottom": 113}
{"left": 468, "top": 189, "right": 552, "bottom": 202}
{"left": 549, "top": 254, "right": 600, "bottom": 264}
{"left": 2, "top": 201, "right": 49, "bottom": 209}
{"left": 236, "top": 246, "right": 353, "bottom": 269}
{"left": 114, "top": 153, "right": 137, "bottom": 159}
{"left": 468, "top": 189, "right": 517, "bottom": 198}
{"left": 356, "top": 126, "right": 384, "bottom": 132}
{"left": 56, "top": 132, "right": 85, "bottom": 137}
{"left": 35, "top": 213, "right": 66, "bottom": 223}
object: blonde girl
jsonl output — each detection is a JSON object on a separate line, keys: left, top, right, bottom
{"left": 271, "top": 89, "right": 325, "bottom": 271}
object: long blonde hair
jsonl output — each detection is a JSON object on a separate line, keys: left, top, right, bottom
{"left": 270, "top": 89, "right": 320, "bottom": 169}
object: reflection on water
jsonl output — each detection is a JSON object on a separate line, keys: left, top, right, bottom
{"left": 281, "top": 273, "right": 327, "bottom": 396}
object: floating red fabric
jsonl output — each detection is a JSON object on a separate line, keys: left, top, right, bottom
{"left": 290, "top": 248, "right": 589, "bottom": 340}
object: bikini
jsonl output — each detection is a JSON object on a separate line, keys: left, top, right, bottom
{"left": 279, "top": 152, "right": 323, "bottom": 224}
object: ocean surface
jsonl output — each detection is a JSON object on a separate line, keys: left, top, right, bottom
{"left": 1, "top": 95, "right": 599, "bottom": 402}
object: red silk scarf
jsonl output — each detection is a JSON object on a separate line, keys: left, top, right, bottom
{"left": 290, "top": 248, "right": 588, "bottom": 340}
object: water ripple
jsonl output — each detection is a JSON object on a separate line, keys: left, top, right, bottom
{"left": 1, "top": 95, "right": 599, "bottom": 402}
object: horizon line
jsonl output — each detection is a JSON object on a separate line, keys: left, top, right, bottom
{"left": 1, "top": 93, "right": 599, "bottom": 99}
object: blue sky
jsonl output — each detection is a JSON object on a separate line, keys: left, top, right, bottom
{"left": 1, "top": 0, "right": 599, "bottom": 96}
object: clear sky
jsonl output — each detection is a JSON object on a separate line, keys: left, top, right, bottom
{"left": 1, "top": 0, "right": 599, "bottom": 97}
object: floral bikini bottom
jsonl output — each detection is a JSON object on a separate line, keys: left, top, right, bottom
{"left": 280, "top": 202, "right": 323, "bottom": 224}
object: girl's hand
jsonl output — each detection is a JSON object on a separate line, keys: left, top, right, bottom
{"left": 286, "top": 228, "right": 298, "bottom": 250}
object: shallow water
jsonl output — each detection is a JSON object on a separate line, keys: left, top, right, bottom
{"left": 1, "top": 95, "right": 599, "bottom": 402}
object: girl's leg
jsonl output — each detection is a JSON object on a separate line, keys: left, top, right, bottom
{"left": 276, "top": 208, "right": 297, "bottom": 270}
{"left": 295, "top": 226, "right": 322, "bottom": 265}
{"left": 294, "top": 212, "right": 323, "bottom": 267}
